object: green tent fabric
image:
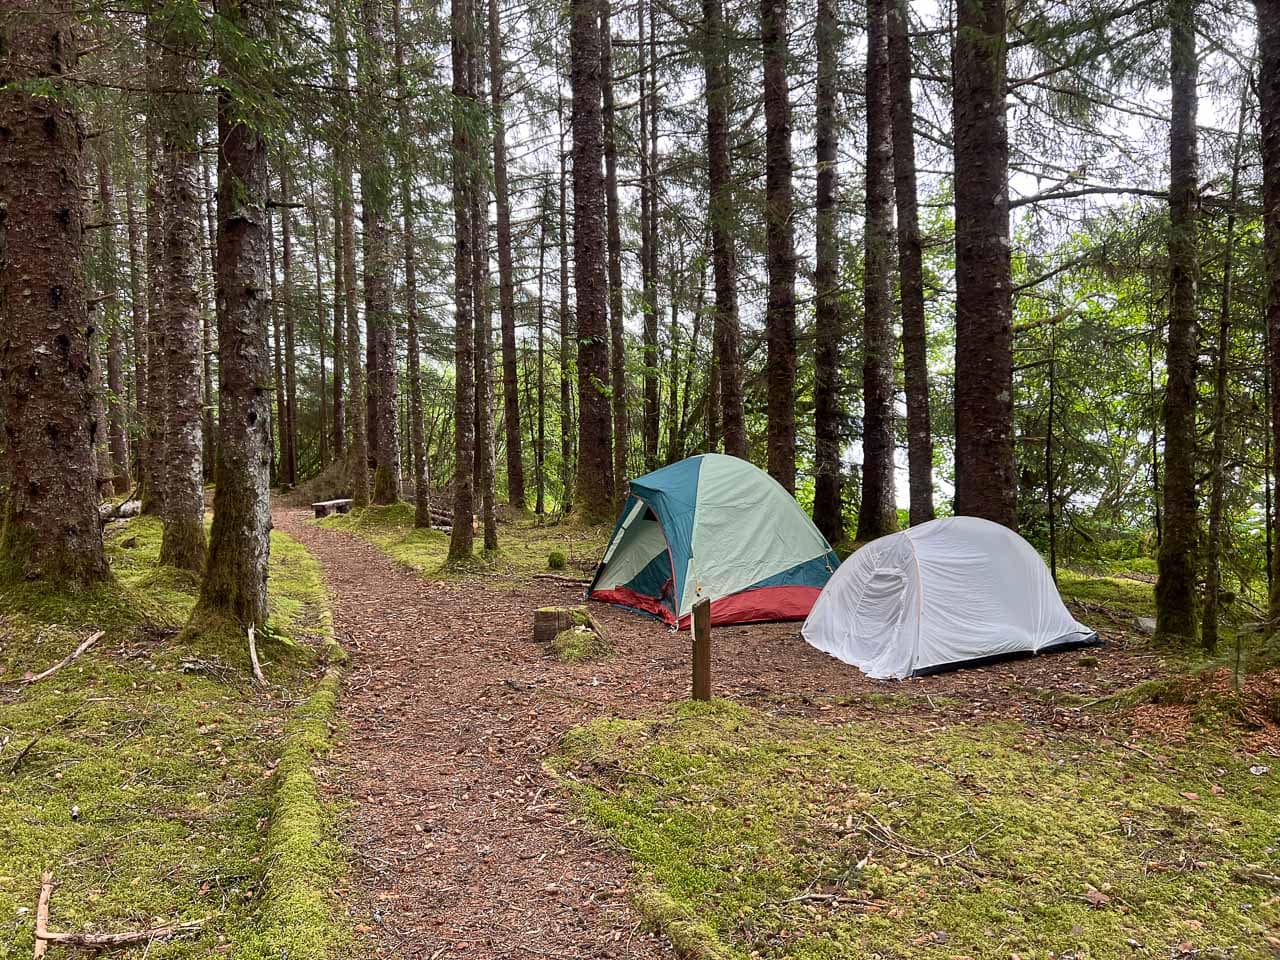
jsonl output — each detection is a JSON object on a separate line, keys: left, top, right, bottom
{"left": 588, "top": 454, "right": 839, "bottom": 628}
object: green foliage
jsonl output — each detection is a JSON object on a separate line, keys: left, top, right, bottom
{"left": 0, "top": 518, "right": 349, "bottom": 958}
{"left": 551, "top": 701, "right": 1280, "bottom": 959}
{"left": 548, "top": 549, "right": 567, "bottom": 570}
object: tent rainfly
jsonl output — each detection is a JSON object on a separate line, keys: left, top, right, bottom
{"left": 588, "top": 454, "right": 839, "bottom": 628}
{"left": 802, "top": 516, "right": 1097, "bottom": 679}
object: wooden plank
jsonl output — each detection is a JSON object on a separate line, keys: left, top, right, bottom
{"left": 691, "top": 598, "right": 711, "bottom": 701}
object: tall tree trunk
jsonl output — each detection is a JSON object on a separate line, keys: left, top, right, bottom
{"left": 332, "top": 0, "right": 369, "bottom": 504}
{"left": 393, "top": 0, "right": 430, "bottom": 528}
{"left": 157, "top": 13, "right": 207, "bottom": 573}
{"left": 570, "top": 0, "right": 616, "bottom": 522}
{"left": 279, "top": 160, "right": 298, "bottom": 487}
{"left": 857, "top": 0, "right": 898, "bottom": 541}
{"left": 0, "top": 1, "right": 109, "bottom": 585}
{"left": 600, "top": 0, "right": 627, "bottom": 496}
{"left": 812, "top": 0, "right": 843, "bottom": 544}
{"left": 269, "top": 206, "right": 284, "bottom": 486}
{"left": 1155, "top": 0, "right": 1200, "bottom": 644}
{"left": 143, "top": 57, "right": 168, "bottom": 516}
{"left": 640, "top": 0, "right": 660, "bottom": 474}
{"left": 558, "top": 92, "right": 575, "bottom": 514}
{"left": 490, "top": 0, "right": 525, "bottom": 511}
{"left": 198, "top": 0, "right": 273, "bottom": 630}
{"left": 889, "top": 0, "right": 933, "bottom": 526}
{"left": 471, "top": 35, "right": 498, "bottom": 552}
{"left": 96, "top": 137, "right": 133, "bottom": 495}
{"left": 1259, "top": 0, "right": 1280, "bottom": 631}
{"left": 448, "top": 0, "right": 477, "bottom": 559}
{"left": 702, "top": 0, "right": 746, "bottom": 457}
{"left": 761, "top": 0, "right": 797, "bottom": 492}
{"left": 330, "top": 164, "right": 347, "bottom": 462}
{"left": 536, "top": 188, "right": 549, "bottom": 515}
{"left": 952, "top": 0, "right": 1015, "bottom": 528}
{"left": 123, "top": 159, "right": 149, "bottom": 483}
{"left": 201, "top": 155, "right": 217, "bottom": 479}
{"left": 359, "top": 0, "right": 401, "bottom": 504}
{"left": 1201, "top": 90, "right": 1245, "bottom": 651}
{"left": 311, "top": 177, "right": 329, "bottom": 470}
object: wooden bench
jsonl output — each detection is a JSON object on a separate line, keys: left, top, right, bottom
{"left": 313, "top": 498, "right": 353, "bottom": 518}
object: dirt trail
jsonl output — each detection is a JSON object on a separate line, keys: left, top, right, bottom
{"left": 274, "top": 505, "right": 1162, "bottom": 959}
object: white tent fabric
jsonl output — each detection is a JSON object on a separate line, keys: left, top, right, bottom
{"left": 802, "top": 516, "right": 1095, "bottom": 679}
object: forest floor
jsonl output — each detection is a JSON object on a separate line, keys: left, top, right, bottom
{"left": 0, "top": 513, "right": 348, "bottom": 959}
{"left": 282, "top": 503, "right": 1280, "bottom": 960}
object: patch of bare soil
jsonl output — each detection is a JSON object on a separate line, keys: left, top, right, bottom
{"left": 273, "top": 505, "right": 1177, "bottom": 959}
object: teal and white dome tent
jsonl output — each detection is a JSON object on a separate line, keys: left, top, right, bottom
{"left": 802, "top": 516, "right": 1097, "bottom": 679}
{"left": 588, "top": 454, "right": 840, "bottom": 628}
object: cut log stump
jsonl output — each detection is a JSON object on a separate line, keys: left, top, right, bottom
{"left": 534, "top": 605, "right": 591, "bottom": 642}
{"left": 313, "top": 498, "right": 353, "bottom": 518}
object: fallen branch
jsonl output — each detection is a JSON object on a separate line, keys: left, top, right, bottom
{"left": 23, "top": 632, "right": 104, "bottom": 685}
{"left": 7, "top": 708, "right": 84, "bottom": 774}
{"left": 32, "top": 871, "right": 209, "bottom": 953}
{"left": 33, "top": 873, "right": 51, "bottom": 960}
{"left": 37, "top": 919, "right": 208, "bottom": 949}
{"left": 247, "top": 625, "right": 265, "bottom": 685}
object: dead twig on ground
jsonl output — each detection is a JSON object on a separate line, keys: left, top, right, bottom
{"left": 32, "top": 871, "right": 209, "bottom": 954}
{"left": 23, "top": 632, "right": 104, "bottom": 685}
{"left": 248, "top": 625, "right": 265, "bottom": 685}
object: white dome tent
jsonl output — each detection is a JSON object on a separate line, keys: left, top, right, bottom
{"left": 802, "top": 516, "right": 1097, "bottom": 679}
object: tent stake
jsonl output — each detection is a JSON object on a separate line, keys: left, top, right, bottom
{"left": 692, "top": 598, "right": 711, "bottom": 701}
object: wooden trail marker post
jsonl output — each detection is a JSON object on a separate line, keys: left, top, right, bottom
{"left": 691, "top": 597, "right": 711, "bottom": 701}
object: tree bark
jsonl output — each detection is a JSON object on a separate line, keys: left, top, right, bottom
{"left": 0, "top": 1, "right": 110, "bottom": 586}
{"left": 330, "top": 164, "right": 346, "bottom": 462}
{"left": 570, "top": 0, "right": 616, "bottom": 522}
{"left": 536, "top": 187, "right": 549, "bottom": 515}
{"left": 471, "top": 34, "right": 498, "bottom": 552}
{"left": 702, "top": 0, "right": 746, "bottom": 458}
{"left": 558, "top": 91, "right": 575, "bottom": 515}
{"left": 95, "top": 137, "right": 133, "bottom": 495}
{"left": 394, "top": 0, "right": 431, "bottom": 528}
{"left": 156, "top": 11, "right": 207, "bottom": 573}
{"left": 1201, "top": 89, "right": 1246, "bottom": 652}
{"left": 640, "top": 0, "right": 660, "bottom": 474}
{"left": 812, "top": 0, "right": 843, "bottom": 544}
{"left": 279, "top": 160, "right": 298, "bottom": 487}
{"left": 761, "top": 0, "right": 797, "bottom": 492}
{"left": 269, "top": 205, "right": 284, "bottom": 485}
{"left": 330, "top": 0, "right": 369, "bottom": 506}
{"left": 143, "top": 55, "right": 167, "bottom": 516}
{"left": 198, "top": 0, "right": 274, "bottom": 630}
{"left": 1259, "top": 0, "right": 1280, "bottom": 631}
{"left": 857, "top": 0, "right": 899, "bottom": 541}
{"left": 123, "top": 158, "right": 149, "bottom": 482}
{"left": 448, "top": 0, "right": 477, "bottom": 559}
{"left": 601, "top": 0, "right": 627, "bottom": 496}
{"left": 952, "top": 0, "right": 1015, "bottom": 529}
{"left": 201, "top": 154, "right": 217, "bottom": 480}
{"left": 490, "top": 0, "right": 525, "bottom": 511}
{"left": 889, "top": 0, "right": 933, "bottom": 526}
{"left": 1155, "top": 0, "right": 1200, "bottom": 644}
{"left": 358, "top": 0, "right": 401, "bottom": 504}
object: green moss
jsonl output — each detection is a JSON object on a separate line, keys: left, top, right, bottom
{"left": 551, "top": 624, "right": 613, "bottom": 663}
{"left": 318, "top": 505, "right": 608, "bottom": 583}
{"left": 1056, "top": 567, "right": 1155, "bottom": 618}
{"left": 552, "top": 700, "right": 1280, "bottom": 959}
{"left": 548, "top": 550, "right": 567, "bottom": 570}
{"left": 0, "top": 516, "right": 351, "bottom": 959}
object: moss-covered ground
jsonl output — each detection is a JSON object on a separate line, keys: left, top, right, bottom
{"left": 0, "top": 516, "right": 348, "bottom": 959}
{"left": 316, "top": 502, "right": 610, "bottom": 581}
{"left": 551, "top": 700, "right": 1280, "bottom": 960}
